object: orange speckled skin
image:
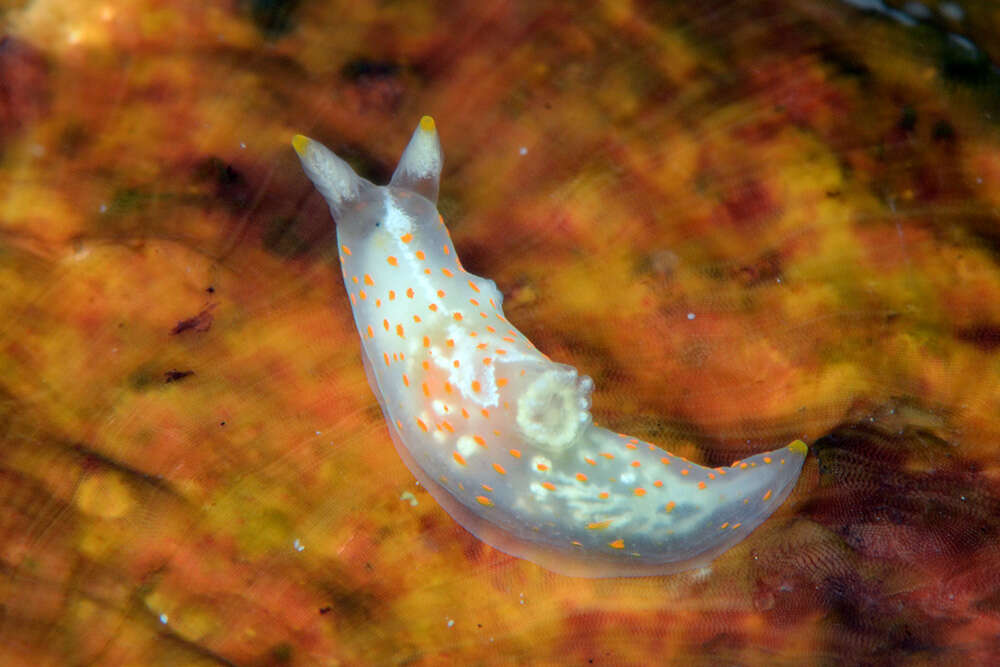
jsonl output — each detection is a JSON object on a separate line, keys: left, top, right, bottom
{"left": 2, "top": 0, "right": 1000, "bottom": 665}
{"left": 293, "top": 121, "right": 806, "bottom": 577}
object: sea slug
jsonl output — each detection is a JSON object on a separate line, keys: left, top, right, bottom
{"left": 292, "top": 117, "right": 806, "bottom": 577}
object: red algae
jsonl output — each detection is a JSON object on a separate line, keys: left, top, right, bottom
{"left": 1, "top": 0, "right": 1000, "bottom": 664}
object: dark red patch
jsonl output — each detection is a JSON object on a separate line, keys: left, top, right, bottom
{"left": 0, "top": 37, "right": 49, "bottom": 143}
{"left": 721, "top": 179, "right": 779, "bottom": 228}
{"left": 955, "top": 324, "right": 1000, "bottom": 352}
{"left": 171, "top": 304, "right": 216, "bottom": 334}
{"left": 164, "top": 369, "right": 195, "bottom": 383}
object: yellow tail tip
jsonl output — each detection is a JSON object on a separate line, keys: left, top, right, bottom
{"left": 419, "top": 115, "right": 436, "bottom": 132}
{"left": 788, "top": 439, "right": 808, "bottom": 456}
{"left": 291, "top": 134, "right": 310, "bottom": 155}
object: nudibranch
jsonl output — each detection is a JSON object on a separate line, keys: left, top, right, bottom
{"left": 292, "top": 117, "right": 807, "bottom": 577}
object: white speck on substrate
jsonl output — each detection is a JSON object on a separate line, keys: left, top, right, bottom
{"left": 159, "top": 614, "right": 168, "bottom": 624}
{"left": 240, "top": 142, "right": 247, "bottom": 149}
{"left": 293, "top": 538, "right": 304, "bottom": 552}
{"left": 686, "top": 312, "right": 695, "bottom": 320}
{"left": 99, "top": 203, "right": 107, "bottom": 213}
{"left": 447, "top": 619, "right": 454, "bottom": 628}
{"left": 400, "top": 491, "right": 419, "bottom": 506}
{"left": 519, "top": 146, "right": 528, "bottom": 156}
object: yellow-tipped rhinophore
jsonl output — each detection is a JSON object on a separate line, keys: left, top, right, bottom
{"left": 419, "top": 115, "right": 435, "bottom": 132}
{"left": 291, "top": 134, "right": 310, "bottom": 156}
{"left": 788, "top": 440, "right": 808, "bottom": 456}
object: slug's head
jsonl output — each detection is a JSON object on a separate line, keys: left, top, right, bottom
{"left": 292, "top": 116, "right": 443, "bottom": 226}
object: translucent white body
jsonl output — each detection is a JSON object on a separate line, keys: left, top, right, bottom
{"left": 293, "top": 118, "right": 806, "bottom": 577}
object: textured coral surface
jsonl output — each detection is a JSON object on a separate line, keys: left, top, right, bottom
{"left": 2, "top": 0, "right": 1000, "bottom": 664}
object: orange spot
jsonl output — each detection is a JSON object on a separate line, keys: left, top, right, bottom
{"left": 461, "top": 408, "right": 470, "bottom": 419}
{"left": 396, "top": 324, "right": 405, "bottom": 338}
{"left": 416, "top": 250, "right": 425, "bottom": 260}
{"left": 383, "top": 353, "right": 390, "bottom": 367}
{"left": 600, "top": 453, "right": 614, "bottom": 460}
{"left": 413, "top": 315, "right": 421, "bottom": 323}
{"left": 383, "top": 319, "right": 390, "bottom": 331}
{"left": 483, "top": 357, "right": 492, "bottom": 365}
{"left": 599, "top": 491, "right": 610, "bottom": 499}
{"left": 441, "top": 421, "right": 454, "bottom": 433}
{"left": 364, "top": 274, "right": 374, "bottom": 286}
{"left": 509, "top": 449, "right": 521, "bottom": 458}
{"left": 575, "top": 473, "right": 588, "bottom": 482}
{"left": 625, "top": 443, "right": 637, "bottom": 450}
{"left": 453, "top": 360, "right": 460, "bottom": 368}
{"left": 541, "top": 482, "right": 556, "bottom": 491}
{"left": 496, "top": 378, "right": 508, "bottom": 388}
{"left": 665, "top": 501, "right": 676, "bottom": 513}
{"left": 630, "top": 461, "right": 641, "bottom": 468}
{"left": 720, "top": 522, "right": 729, "bottom": 530}
{"left": 660, "top": 457, "right": 670, "bottom": 465}
{"left": 493, "top": 463, "right": 507, "bottom": 475}
{"left": 446, "top": 339, "right": 455, "bottom": 347}
{"left": 444, "top": 382, "right": 452, "bottom": 394}
{"left": 481, "top": 409, "right": 490, "bottom": 418}
{"left": 653, "top": 480, "right": 663, "bottom": 488}
{"left": 429, "top": 304, "right": 438, "bottom": 312}
{"left": 587, "top": 520, "right": 612, "bottom": 530}
{"left": 441, "top": 268, "right": 453, "bottom": 277}
{"left": 495, "top": 348, "right": 507, "bottom": 355}
{"left": 351, "top": 276, "right": 359, "bottom": 284}
{"left": 634, "top": 488, "right": 646, "bottom": 497}
{"left": 422, "top": 360, "right": 430, "bottom": 370}
{"left": 422, "top": 383, "right": 430, "bottom": 397}
{"left": 366, "top": 325, "right": 374, "bottom": 338}
{"left": 387, "top": 256, "right": 398, "bottom": 266}
{"left": 681, "top": 469, "right": 690, "bottom": 476}
{"left": 443, "top": 245, "right": 450, "bottom": 255}
{"left": 475, "top": 496, "right": 493, "bottom": 507}
{"left": 453, "top": 312, "right": 463, "bottom": 321}
{"left": 502, "top": 337, "right": 516, "bottom": 343}
{"left": 486, "top": 325, "right": 496, "bottom": 333}
{"left": 482, "top": 484, "right": 493, "bottom": 492}
{"left": 424, "top": 268, "right": 431, "bottom": 274}
{"left": 763, "top": 489, "right": 773, "bottom": 501}
{"left": 375, "top": 299, "right": 381, "bottom": 307}
{"left": 453, "top": 452, "right": 466, "bottom": 466}
{"left": 764, "top": 457, "right": 772, "bottom": 464}
{"left": 608, "top": 539, "right": 625, "bottom": 550}
{"left": 402, "top": 374, "right": 409, "bottom": 387}
{"left": 536, "top": 463, "right": 549, "bottom": 471}
{"left": 416, "top": 418, "right": 428, "bottom": 432}
{"left": 708, "top": 473, "right": 715, "bottom": 479}
{"left": 341, "top": 245, "right": 352, "bottom": 255}
{"left": 350, "top": 294, "right": 356, "bottom": 305}
{"left": 406, "top": 288, "right": 414, "bottom": 298}
{"left": 437, "top": 289, "right": 446, "bottom": 298}
{"left": 468, "top": 280, "right": 480, "bottom": 292}
{"left": 473, "top": 435, "right": 486, "bottom": 447}
{"left": 697, "top": 481, "right": 707, "bottom": 490}
{"left": 471, "top": 381, "right": 481, "bottom": 392}
{"left": 400, "top": 233, "right": 413, "bottom": 243}
{"left": 469, "top": 298, "right": 479, "bottom": 306}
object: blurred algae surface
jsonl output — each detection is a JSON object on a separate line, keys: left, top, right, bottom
{"left": 2, "top": 0, "right": 1000, "bottom": 664}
